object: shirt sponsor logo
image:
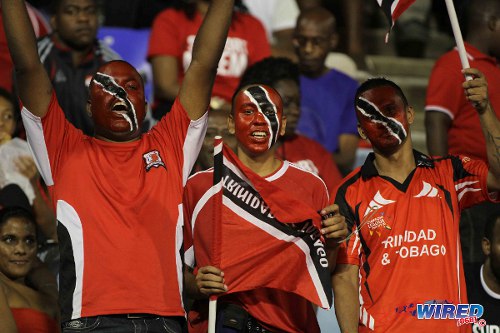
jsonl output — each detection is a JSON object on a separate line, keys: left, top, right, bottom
{"left": 143, "top": 150, "right": 166, "bottom": 171}
{"left": 417, "top": 303, "right": 486, "bottom": 327}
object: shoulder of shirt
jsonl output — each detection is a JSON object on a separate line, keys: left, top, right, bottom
{"left": 293, "top": 135, "right": 329, "bottom": 152}
{"left": 326, "top": 68, "right": 358, "bottom": 85}
{"left": 287, "top": 161, "right": 329, "bottom": 191}
{"left": 37, "top": 35, "right": 54, "bottom": 62}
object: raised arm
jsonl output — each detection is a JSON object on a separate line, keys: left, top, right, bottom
{"left": 462, "top": 68, "right": 500, "bottom": 192}
{"left": 1, "top": 0, "right": 52, "bottom": 116}
{"left": 178, "top": 0, "right": 234, "bottom": 120}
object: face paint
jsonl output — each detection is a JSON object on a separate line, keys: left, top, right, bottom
{"left": 356, "top": 86, "right": 409, "bottom": 155}
{"left": 93, "top": 72, "right": 139, "bottom": 132}
{"left": 233, "top": 85, "right": 283, "bottom": 154}
{"left": 89, "top": 61, "right": 146, "bottom": 142}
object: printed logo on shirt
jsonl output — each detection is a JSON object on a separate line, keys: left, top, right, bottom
{"left": 143, "top": 150, "right": 166, "bottom": 171}
{"left": 366, "top": 212, "right": 392, "bottom": 236}
{"left": 414, "top": 181, "right": 440, "bottom": 198}
{"left": 55, "top": 69, "right": 67, "bottom": 83}
{"left": 183, "top": 35, "right": 249, "bottom": 77}
{"left": 417, "top": 302, "right": 486, "bottom": 328}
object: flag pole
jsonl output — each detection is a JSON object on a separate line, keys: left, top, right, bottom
{"left": 208, "top": 136, "right": 224, "bottom": 333}
{"left": 444, "top": 0, "right": 471, "bottom": 79}
{"left": 208, "top": 296, "right": 218, "bottom": 333}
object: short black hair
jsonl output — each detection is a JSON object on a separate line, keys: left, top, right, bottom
{"left": 232, "top": 57, "right": 299, "bottom": 112}
{"left": 355, "top": 77, "right": 409, "bottom": 108}
{"left": 484, "top": 212, "right": 500, "bottom": 243}
{"left": 50, "top": 0, "right": 101, "bottom": 15}
{"left": 239, "top": 57, "right": 300, "bottom": 89}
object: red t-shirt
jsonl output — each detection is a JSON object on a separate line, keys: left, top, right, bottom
{"left": 184, "top": 161, "right": 329, "bottom": 333}
{"left": 334, "top": 150, "right": 498, "bottom": 332}
{"left": 147, "top": 8, "right": 271, "bottom": 102}
{"left": 275, "top": 134, "right": 343, "bottom": 195}
{"left": 21, "top": 93, "right": 207, "bottom": 321}
{"left": 425, "top": 43, "right": 500, "bottom": 162}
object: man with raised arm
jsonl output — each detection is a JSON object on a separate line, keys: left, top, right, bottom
{"left": 332, "top": 69, "right": 500, "bottom": 332}
{"left": 1, "top": 0, "right": 234, "bottom": 331}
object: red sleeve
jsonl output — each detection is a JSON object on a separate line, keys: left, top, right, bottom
{"left": 332, "top": 182, "right": 361, "bottom": 266}
{"left": 243, "top": 14, "right": 271, "bottom": 66}
{"left": 451, "top": 155, "right": 499, "bottom": 210}
{"left": 425, "top": 53, "right": 463, "bottom": 119}
{"left": 21, "top": 91, "right": 82, "bottom": 187}
{"left": 147, "top": 9, "right": 184, "bottom": 59}
{"left": 183, "top": 177, "right": 196, "bottom": 268}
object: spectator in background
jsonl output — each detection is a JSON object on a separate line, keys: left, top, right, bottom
{"left": 37, "top": 0, "right": 120, "bottom": 135}
{"left": 0, "top": 185, "right": 59, "bottom": 333}
{"left": 0, "top": 88, "right": 56, "bottom": 243}
{"left": 194, "top": 108, "right": 236, "bottom": 172}
{"left": 293, "top": 7, "right": 359, "bottom": 175}
{"left": 425, "top": 0, "right": 500, "bottom": 265}
{"left": 242, "top": 0, "right": 299, "bottom": 61}
{"left": 239, "top": 56, "right": 343, "bottom": 195}
{"left": 465, "top": 213, "right": 500, "bottom": 332}
{"left": 0, "top": 2, "right": 49, "bottom": 92}
{"left": 148, "top": 0, "right": 270, "bottom": 119}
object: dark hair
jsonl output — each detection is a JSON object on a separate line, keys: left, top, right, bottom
{"left": 0, "top": 206, "right": 36, "bottom": 230}
{"left": 172, "top": 0, "right": 247, "bottom": 20}
{"left": 355, "top": 77, "right": 409, "bottom": 108}
{"left": 230, "top": 57, "right": 299, "bottom": 113}
{"left": 0, "top": 87, "right": 19, "bottom": 121}
{"left": 239, "top": 57, "right": 300, "bottom": 89}
{"left": 50, "top": 0, "right": 101, "bottom": 15}
{"left": 484, "top": 212, "right": 500, "bottom": 243}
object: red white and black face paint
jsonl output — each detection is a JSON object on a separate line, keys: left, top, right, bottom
{"left": 356, "top": 86, "right": 409, "bottom": 155}
{"left": 89, "top": 61, "right": 145, "bottom": 142}
{"left": 233, "top": 85, "right": 283, "bottom": 155}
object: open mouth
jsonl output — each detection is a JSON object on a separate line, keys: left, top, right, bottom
{"left": 112, "top": 102, "right": 129, "bottom": 113}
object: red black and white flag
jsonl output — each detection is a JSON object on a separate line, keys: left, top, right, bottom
{"left": 202, "top": 138, "right": 332, "bottom": 309}
{"left": 377, "top": 0, "right": 416, "bottom": 41}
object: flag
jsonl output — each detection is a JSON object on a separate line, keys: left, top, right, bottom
{"left": 203, "top": 137, "right": 332, "bottom": 309}
{"left": 377, "top": 0, "right": 416, "bottom": 41}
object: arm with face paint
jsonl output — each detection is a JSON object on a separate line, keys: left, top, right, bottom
{"left": 463, "top": 68, "right": 500, "bottom": 192}
{"left": 1, "top": 0, "right": 52, "bottom": 117}
{"left": 178, "top": 0, "right": 235, "bottom": 120}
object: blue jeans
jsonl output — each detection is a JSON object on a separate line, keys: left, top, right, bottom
{"left": 62, "top": 315, "right": 185, "bottom": 333}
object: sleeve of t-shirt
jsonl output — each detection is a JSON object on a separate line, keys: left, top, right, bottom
{"left": 245, "top": 14, "right": 272, "bottom": 66}
{"left": 151, "top": 97, "right": 208, "bottom": 186}
{"left": 339, "top": 78, "right": 359, "bottom": 135}
{"left": 425, "top": 55, "right": 463, "bottom": 119}
{"left": 20, "top": 91, "right": 82, "bottom": 187}
{"left": 451, "top": 155, "right": 499, "bottom": 210}
{"left": 147, "top": 9, "right": 183, "bottom": 59}
{"left": 333, "top": 184, "right": 361, "bottom": 266}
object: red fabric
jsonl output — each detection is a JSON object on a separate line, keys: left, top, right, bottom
{"left": 147, "top": 9, "right": 271, "bottom": 102}
{"left": 0, "top": 4, "right": 49, "bottom": 92}
{"left": 425, "top": 43, "right": 500, "bottom": 162}
{"left": 22, "top": 92, "right": 206, "bottom": 320}
{"left": 334, "top": 153, "right": 497, "bottom": 332}
{"left": 11, "top": 308, "right": 60, "bottom": 333}
{"left": 276, "top": 134, "right": 343, "bottom": 196}
{"left": 183, "top": 143, "right": 331, "bottom": 333}
{"left": 378, "top": 0, "right": 415, "bottom": 40}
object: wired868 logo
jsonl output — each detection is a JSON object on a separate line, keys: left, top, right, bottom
{"left": 417, "top": 303, "right": 486, "bottom": 327}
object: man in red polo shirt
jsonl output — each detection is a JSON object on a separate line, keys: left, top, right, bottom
{"left": 333, "top": 69, "right": 500, "bottom": 332}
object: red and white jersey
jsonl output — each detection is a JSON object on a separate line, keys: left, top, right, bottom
{"left": 335, "top": 151, "right": 498, "bottom": 332}
{"left": 184, "top": 161, "right": 329, "bottom": 333}
{"left": 21, "top": 92, "right": 207, "bottom": 321}
{"left": 275, "top": 134, "right": 343, "bottom": 195}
